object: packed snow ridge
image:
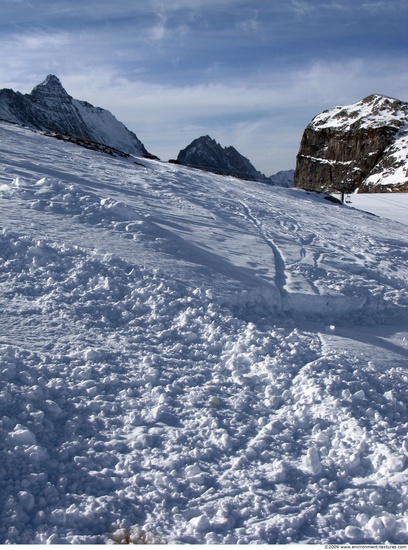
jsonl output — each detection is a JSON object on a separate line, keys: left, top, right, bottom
{"left": 176, "top": 135, "right": 294, "bottom": 186}
{"left": 0, "top": 121, "right": 407, "bottom": 544}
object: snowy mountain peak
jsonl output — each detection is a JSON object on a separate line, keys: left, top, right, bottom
{"left": 266, "top": 168, "right": 294, "bottom": 188}
{"left": 0, "top": 75, "right": 155, "bottom": 158}
{"left": 32, "top": 74, "right": 67, "bottom": 94}
{"left": 29, "top": 74, "right": 73, "bottom": 113}
{"left": 312, "top": 93, "right": 408, "bottom": 132}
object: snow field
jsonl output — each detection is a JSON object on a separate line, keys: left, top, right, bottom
{"left": 0, "top": 122, "right": 407, "bottom": 543}
{"left": 344, "top": 193, "right": 408, "bottom": 226}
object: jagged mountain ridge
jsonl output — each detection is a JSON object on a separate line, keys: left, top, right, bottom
{"left": 176, "top": 135, "right": 267, "bottom": 182}
{"left": 0, "top": 75, "right": 155, "bottom": 158}
{"left": 0, "top": 76, "right": 293, "bottom": 184}
{"left": 176, "top": 135, "right": 293, "bottom": 186}
{"left": 294, "top": 94, "right": 408, "bottom": 193}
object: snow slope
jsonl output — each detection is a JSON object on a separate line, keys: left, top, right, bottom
{"left": 341, "top": 193, "right": 408, "bottom": 226}
{"left": 0, "top": 121, "right": 407, "bottom": 544}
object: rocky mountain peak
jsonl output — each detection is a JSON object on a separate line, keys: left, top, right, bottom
{"left": 30, "top": 74, "right": 69, "bottom": 99}
{"left": 177, "top": 135, "right": 266, "bottom": 182}
{"left": 294, "top": 94, "right": 408, "bottom": 193}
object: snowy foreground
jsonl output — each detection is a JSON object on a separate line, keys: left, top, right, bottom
{"left": 0, "top": 121, "right": 407, "bottom": 544}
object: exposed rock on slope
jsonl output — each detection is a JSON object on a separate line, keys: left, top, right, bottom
{"left": 0, "top": 75, "right": 155, "bottom": 158}
{"left": 294, "top": 94, "right": 408, "bottom": 193}
{"left": 176, "top": 135, "right": 267, "bottom": 182}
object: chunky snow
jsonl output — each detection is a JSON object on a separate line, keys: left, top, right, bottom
{"left": 0, "top": 121, "right": 407, "bottom": 544}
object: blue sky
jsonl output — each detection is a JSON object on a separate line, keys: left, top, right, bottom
{"left": 1, "top": 0, "right": 407, "bottom": 174}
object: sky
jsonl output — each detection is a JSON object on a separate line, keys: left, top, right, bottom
{"left": 1, "top": 0, "right": 407, "bottom": 175}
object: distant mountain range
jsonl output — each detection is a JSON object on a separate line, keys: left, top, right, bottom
{"left": 1, "top": 76, "right": 406, "bottom": 192}
{"left": 0, "top": 75, "right": 293, "bottom": 186}
{"left": 174, "top": 135, "right": 294, "bottom": 187}
{"left": 0, "top": 75, "right": 155, "bottom": 159}
{"left": 294, "top": 94, "right": 408, "bottom": 193}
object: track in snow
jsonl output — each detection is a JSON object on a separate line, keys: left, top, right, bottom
{"left": 235, "top": 199, "right": 288, "bottom": 300}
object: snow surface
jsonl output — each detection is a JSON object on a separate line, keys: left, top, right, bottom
{"left": 0, "top": 121, "right": 408, "bottom": 544}
{"left": 340, "top": 193, "right": 408, "bottom": 226}
{"left": 72, "top": 99, "right": 147, "bottom": 158}
{"left": 364, "top": 128, "right": 408, "bottom": 189}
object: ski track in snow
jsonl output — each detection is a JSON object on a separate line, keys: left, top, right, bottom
{"left": 0, "top": 122, "right": 407, "bottom": 544}
{"left": 234, "top": 198, "right": 288, "bottom": 300}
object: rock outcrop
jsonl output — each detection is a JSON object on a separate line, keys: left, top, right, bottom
{"left": 176, "top": 135, "right": 267, "bottom": 182}
{"left": 0, "top": 75, "right": 155, "bottom": 158}
{"left": 294, "top": 94, "right": 408, "bottom": 193}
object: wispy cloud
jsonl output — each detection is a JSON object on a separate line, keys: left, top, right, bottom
{"left": 20, "top": 31, "right": 70, "bottom": 50}
{"left": 236, "top": 9, "right": 259, "bottom": 32}
{"left": 362, "top": 0, "right": 404, "bottom": 12}
{"left": 1, "top": 0, "right": 407, "bottom": 173}
{"left": 289, "top": 0, "right": 316, "bottom": 17}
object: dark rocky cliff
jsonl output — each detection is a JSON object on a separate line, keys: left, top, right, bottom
{"left": 294, "top": 94, "right": 408, "bottom": 193}
{"left": 176, "top": 135, "right": 267, "bottom": 182}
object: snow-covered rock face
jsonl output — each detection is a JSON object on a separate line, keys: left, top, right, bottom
{"left": 177, "top": 135, "right": 267, "bottom": 182}
{"left": 0, "top": 75, "right": 154, "bottom": 158}
{"left": 294, "top": 94, "right": 408, "bottom": 193}
{"left": 312, "top": 94, "right": 407, "bottom": 132}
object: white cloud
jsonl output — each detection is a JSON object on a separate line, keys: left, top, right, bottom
{"left": 289, "top": 0, "right": 316, "bottom": 17}
{"left": 20, "top": 31, "right": 70, "bottom": 50}
{"left": 236, "top": 9, "right": 259, "bottom": 32}
{"left": 362, "top": 0, "right": 403, "bottom": 12}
